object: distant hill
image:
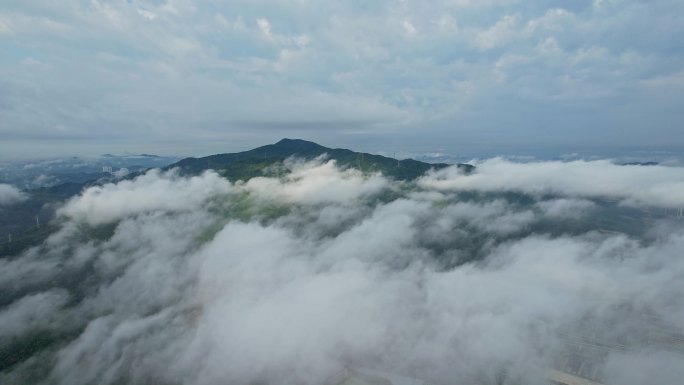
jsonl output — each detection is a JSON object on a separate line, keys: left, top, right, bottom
{"left": 620, "top": 161, "right": 659, "bottom": 166}
{"left": 169, "top": 138, "right": 474, "bottom": 181}
{"left": 1, "top": 140, "right": 474, "bottom": 256}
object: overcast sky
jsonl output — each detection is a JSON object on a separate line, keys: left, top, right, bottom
{"left": 1, "top": 0, "right": 683, "bottom": 158}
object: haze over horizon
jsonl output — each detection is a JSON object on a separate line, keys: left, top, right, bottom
{"left": 2, "top": 1, "right": 684, "bottom": 157}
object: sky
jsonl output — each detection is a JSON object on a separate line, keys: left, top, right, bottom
{"left": 1, "top": 0, "right": 683, "bottom": 158}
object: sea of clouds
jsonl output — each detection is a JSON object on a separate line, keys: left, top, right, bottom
{"left": 1, "top": 158, "right": 683, "bottom": 385}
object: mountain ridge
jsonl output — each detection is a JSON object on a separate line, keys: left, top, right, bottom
{"left": 168, "top": 138, "right": 474, "bottom": 181}
{"left": 0, "top": 140, "right": 473, "bottom": 256}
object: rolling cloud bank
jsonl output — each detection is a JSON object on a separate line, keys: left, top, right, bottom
{"left": 1, "top": 158, "right": 684, "bottom": 385}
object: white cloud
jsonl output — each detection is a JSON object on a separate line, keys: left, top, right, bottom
{"left": 137, "top": 9, "right": 157, "bottom": 21}
{"left": 402, "top": 19, "right": 417, "bottom": 36}
{"left": 0, "top": 184, "right": 27, "bottom": 206}
{"left": 441, "top": 199, "right": 536, "bottom": 234}
{"left": 2, "top": 161, "right": 684, "bottom": 384}
{"left": 474, "top": 14, "right": 519, "bottom": 50}
{"left": 420, "top": 158, "right": 684, "bottom": 207}
{"left": 58, "top": 169, "right": 232, "bottom": 225}
{"left": 536, "top": 198, "right": 596, "bottom": 219}
{"left": 0, "top": 290, "right": 69, "bottom": 339}
{"left": 525, "top": 8, "right": 573, "bottom": 33}
{"left": 242, "top": 158, "right": 388, "bottom": 204}
{"left": 256, "top": 17, "right": 273, "bottom": 40}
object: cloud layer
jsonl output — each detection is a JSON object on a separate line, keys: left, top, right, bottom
{"left": 1, "top": 159, "right": 684, "bottom": 385}
{"left": 421, "top": 158, "right": 684, "bottom": 207}
{"left": 1, "top": 1, "right": 683, "bottom": 156}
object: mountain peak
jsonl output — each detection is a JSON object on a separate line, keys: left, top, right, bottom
{"left": 170, "top": 139, "right": 462, "bottom": 181}
{"left": 274, "top": 138, "right": 325, "bottom": 148}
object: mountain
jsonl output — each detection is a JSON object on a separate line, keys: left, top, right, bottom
{"left": 169, "top": 138, "right": 474, "bottom": 181}
{"left": 1, "top": 140, "right": 473, "bottom": 256}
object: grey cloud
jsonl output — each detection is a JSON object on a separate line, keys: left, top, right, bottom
{"left": 0, "top": 290, "right": 69, "bottom": 339}
{"left": 603, "top": 350, "right": 684, "bottom": 385}
{"left": 1, "top": 1, "right": 683, "bottom": 156}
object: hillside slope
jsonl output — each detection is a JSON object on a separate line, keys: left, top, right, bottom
{"left": 169, "top": 138, "right": 474, "bottom": 181}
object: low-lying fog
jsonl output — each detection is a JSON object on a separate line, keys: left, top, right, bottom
{"left": 1, "top": 157, "right": 683, "bottom": 385}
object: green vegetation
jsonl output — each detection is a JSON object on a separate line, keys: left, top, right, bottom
{"left": 169, "top": 138, "right": 474, "bottom": 181}
{"left": 0, "top": 184, "right": 82, "bottom": 257}
{"left": 1, "top": 139, "right": 472, "bottom": 257}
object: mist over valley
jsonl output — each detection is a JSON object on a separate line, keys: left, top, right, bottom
{"left": 1, "top": 140, "right": 683, "bottom": 385}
